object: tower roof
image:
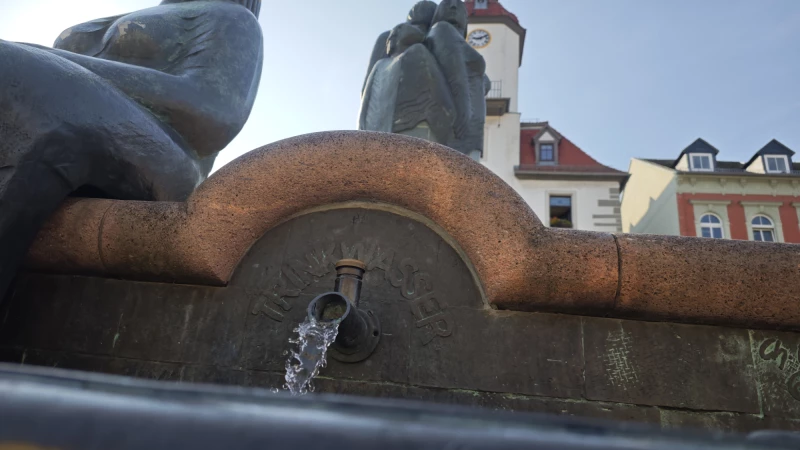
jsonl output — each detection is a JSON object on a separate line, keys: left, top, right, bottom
{"left": 465, "top": 0, "right": 521, "bottom": 24}
{"left": 464, "top": 0, "right": 527, "bottom": 66}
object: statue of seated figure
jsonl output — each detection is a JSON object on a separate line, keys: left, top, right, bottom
{"left": 359, "top": 23, "right": 457, "bottom": 146}
{"left": 0, "top": 0, "right": 264, "bottom": 298}
{"left": 359, "top": 0, "right": 489, "bottom": 159}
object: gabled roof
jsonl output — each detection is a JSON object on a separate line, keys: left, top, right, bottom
{"left": 532, "top": 125, "right": 562, "bottom": 142}
{"left": 464, "top": 0, "right": 527, "bottom": 66}
{"left": 645, "top": 138, "right": 798, "bottom": 175}
{"left": 744, "top": 139, "right": 795, "bottom": 167}
{"left": 517, "top": 122, "right": 628, "bottom": 184}
{"left": 674, "top": 138, "right": 720, "bottom": 165}
{"left": 644, "top": 158, "right": 800, "bottom": 176}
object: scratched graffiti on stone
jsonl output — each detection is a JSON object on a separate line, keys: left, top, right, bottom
{"left": 602, "top": 328, "right": 639, "bottom": 390}
{"left": 758, "top": 338, "right": 800, "bottom": 401}
{"left": 250, "top": 238, "right": 454, "bottom": 345}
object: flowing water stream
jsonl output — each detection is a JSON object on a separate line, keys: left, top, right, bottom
{"left": 283, "top": 317, "right": 339, "bottom": 395}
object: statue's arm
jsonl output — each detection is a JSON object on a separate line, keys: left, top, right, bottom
{"left": 53, "top": 15, "right": 126, "bottom": 56}
{"left": 358, "top": 66, "right": 378, "bottom": 130}
{"left": 425, "top": 23, "right": 471, "bottom": 138}
{"left": 43, "top": 47, "right": 222, "bottom": 115}
{"left": 362, "top": 31, "right": 390, "bottom": 95}
{"left": 39, "top": 8, "right": 263, "bottom": 156}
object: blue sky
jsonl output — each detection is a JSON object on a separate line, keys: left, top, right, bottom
{"left": 2, "top": 0, "right": 799, "bottom": 172}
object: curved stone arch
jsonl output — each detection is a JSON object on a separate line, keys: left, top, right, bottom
{"left": 30, "top": 131, "right": 614, "bottom": 309}
{"left": 183, "top": 131, "right": 549, "bottom": 306}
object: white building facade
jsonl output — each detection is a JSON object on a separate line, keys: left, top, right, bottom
{"left": 466, "top": 0, "right": 627, "bottom": 232}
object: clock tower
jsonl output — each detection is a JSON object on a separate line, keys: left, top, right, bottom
{"left": 465, "top": 0, "right": 526, "bottom": 113}
{"left": 464, "top": 0, "right": 526, "bottom": 172}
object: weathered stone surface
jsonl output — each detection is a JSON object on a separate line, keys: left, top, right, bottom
{"left": 616, "top": 234, "right": 800, "bottom": 329}
{"left": 0, "top": 275, "right": 75, "bottom": 351}
{"left": 1, "top": 274, "right": 237, "bottom": 367}
{"left": 181, "top": 365, "right": 247, "bottom": 386}
{"left": 24, "top": 198, "right": 112, "bottom": 275}
{"left": 584, "top": 318, "right": 759, "bottom": 413}
{"left": 407, "top": 309, "right": 584, "bottom": 398}
{"left": 45, "top": 277, "right": 137, "bottom": 356}
{"left": 112, "top": 285, "right": 243, "bottom": 367}
{"left": 750, "top": 330, "right": 800, "bottom": 418}
{"left": 244, "top": 370, "right": 285, "bottom": 389}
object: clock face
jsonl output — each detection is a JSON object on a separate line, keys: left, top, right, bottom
{"left": 467, "top": 29, "right": 491, "bottom": 48}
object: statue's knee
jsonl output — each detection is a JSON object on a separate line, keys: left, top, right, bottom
{"left": 0, "top": 39, "right": 24, "bottom": 56}
{"left": 429, "top": 21, "right": 460, "bottom": 37}
{"left": 0, "top": 41, "right": 31, "bottom": 75}
{"left": 0, "top": 39, "right": 12, "bottom": 59}
{"left": 403, "top": 43, "right": 429, "bottom": 58}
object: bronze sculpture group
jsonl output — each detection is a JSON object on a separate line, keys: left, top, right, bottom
{"left": 0, "top": 0, "right": 485, "bottom": 299}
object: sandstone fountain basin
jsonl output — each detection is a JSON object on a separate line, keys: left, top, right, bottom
{"left": 2, "top": 131, "right": 800, "bottom": 433}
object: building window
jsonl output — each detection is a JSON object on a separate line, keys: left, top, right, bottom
{"left": 690, "top": 154, "right": 713, "bottom": 171}
{"left": 752, "top": 215, "right": 775, "bottom": 242}
{"left": 475, "top": 0, "right": 488, "bottom": 9}
{"left": 699, "top": 214, "right": 723, "bottom": 238}
{"left": 765, "top": 155, "right": 790, "bottom": 174}
{"left": 540, "top": 144, "right": 554, "bottom": 162}
{"left": 549, "top": 196, "right": 573, "bottom": 228}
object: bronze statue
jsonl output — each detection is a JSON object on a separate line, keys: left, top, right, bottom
{"left": 359, "top": 0, "right": 489, "bottom": 159}
{"left": 0, "top": 0, "right": 264, "bottom": 298}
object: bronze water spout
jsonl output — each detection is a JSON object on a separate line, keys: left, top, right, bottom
{"left": 307, "top": 259, "right": 381, "bottom": 363}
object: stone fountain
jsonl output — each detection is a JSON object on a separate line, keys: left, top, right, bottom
{"left": 2, "top": 0, "right": 800, "bottom": 444}
{"left": 2, "top": 131, "right": 800, "bottom": 435}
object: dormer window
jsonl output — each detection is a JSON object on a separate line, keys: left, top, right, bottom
{"left": 475, "top": 0, "right": 488, "bottom": 9}
{"left": 765, "top": 155, "right": 790, "bottom": 174}
{"left": 532, "top": 127, "right": 561, "bottom": 165}
{"left": 690, "top": 154, "right": 714, "bottom": 171}
{"left": 540, "top": 144, "right": 554, "bottom": 162}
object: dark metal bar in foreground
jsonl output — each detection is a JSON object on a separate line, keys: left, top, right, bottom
{"left": 0, "top": 364, "right": 796, "bottom": 450}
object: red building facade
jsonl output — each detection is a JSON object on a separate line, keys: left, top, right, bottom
{"left": 623, "top": 139, "right": 800, "bottom": 243}
{"left": 676, "top": 193, "right": 800, "bottom": 242}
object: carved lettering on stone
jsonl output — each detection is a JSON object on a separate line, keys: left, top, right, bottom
{"left": 253, "top": 238, "right": 457, "bottom": 344}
